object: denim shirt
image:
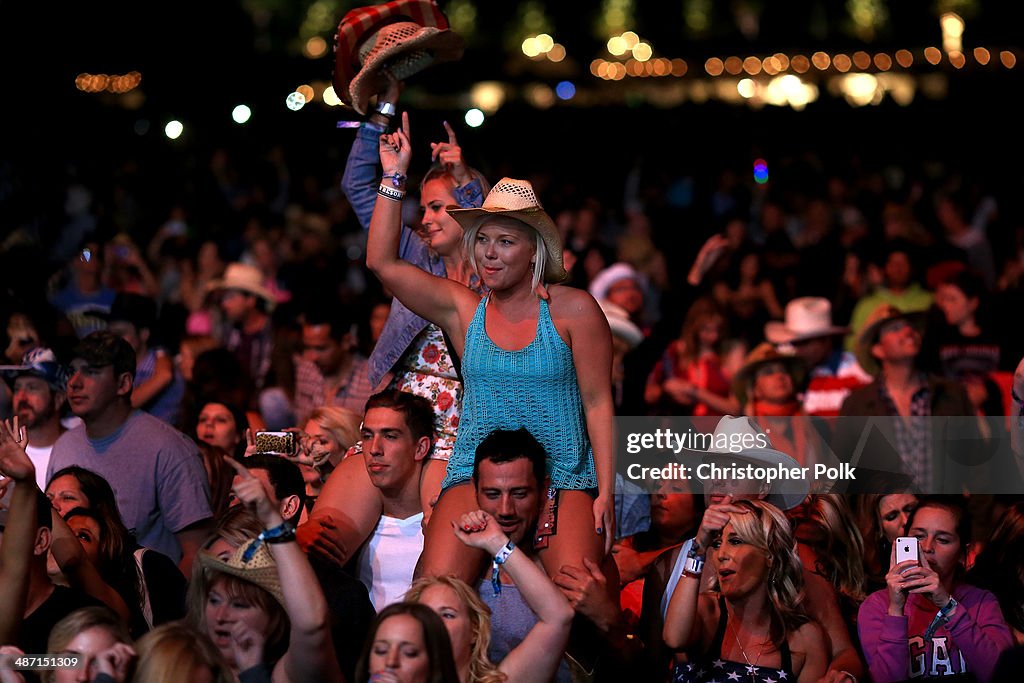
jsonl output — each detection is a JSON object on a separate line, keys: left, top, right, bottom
{"left": 341, "top": 122, "right": 484, "bottom": 388}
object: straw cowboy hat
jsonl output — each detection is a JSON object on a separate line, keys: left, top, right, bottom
{"left": 448, "top": 178, "right": 568, "bottom": 283}
{"left": 731, "top": 342, "right": 807, "bottom": 408}
{"left": 334, "top": 0, "right": 464, "bottom": 115}
{"left": 199, "top": 538, "right": 285, "bottom": 606}
{"left": 764, "top": 297, "right": 849, "bottom": 345}
{"left": 855, "top": 303, "right": 927, "bottom": 376}
{"left": 678, "top": 415, "right": 809, "bottom": 510}
{"left": 599, "top": 300, "right": 643, "bottom": 349}
{"left": 206, "top": 263, "right": 277, "bottom": 308}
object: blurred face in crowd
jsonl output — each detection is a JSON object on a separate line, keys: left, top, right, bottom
{"left": 304, "top": 418, "right": 344, "bottom": 467}
{"left": 53, "top": 626, "right": 121, "bottom": 683}
{"left": 878, "top": 493, "right": 919, "bottom": 543}
{"left": 66, "top": 359, "right": 129, "bottom": 420}
{"left": 419, "top": 179, "right": 462, "bottom": 257}
{"left": 909, "top": 505, "right": 964, "bottom": 584}
{"left": 369, "top": 614, "right": 430, "bottom": 683}
{"left": 884, "top": 251, "right": 912, "bottom": 290}
{"left": 5, "top": 313, "right": 40, "bottom": 363}
{"left": 474, "top": 457, "right": 540, "bottom": 546}
{"left": 46, "top": 475, "right": 90, "bottom": 517}
{"left": 12, "top": 376, "right": 63, "bottom": 430}
{"left": 713, "top": 520, "right": 769, "bottom": 600}
{"left": 205, "top": 578, "right": 272, "bottom": 665}
{"left": 791, "top": 336, "right": 833, "bottom": 368}
{"left": 197, "top": 403, "right": 241, "bottom": 453}
{"left": 361, "top": 407, "right": 426, "bottom": 494}
{"left": 219, "top": 289, "right": 255, "bottom": 324}
{"left": 302, "top": 324, "right": 347, "bottom": 376}
{"left": 370, "top": 302, "right": 391, "bottom": 344}
{"left": 872, "top": 318, "right": 921, "bottom": 365}
{"left": 703, "top": 460, "right": 769, "bottom": 507}
{"left": 751, "top": 362, "right": 794, "bottom": 404}
{"left": 935, "top": 283, "right": 978, "bottom": 328}
{"left": 107, "top": 320, "right": 145, "bottom": 355}
{"left": 650, "top": 479, "right": 697, "bottom": 537}
{"left": 697, "top": 315, "right": 724, "bottom": 351}
{"left": 606, "top": 278, "right": 645, "bottom": 317}
{"left": 417, "top": 584, "right": 473, "bottom": 670}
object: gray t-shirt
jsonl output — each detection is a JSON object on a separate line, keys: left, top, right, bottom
{"left": 47, "top": 411, "right": 212, "bottom": 561}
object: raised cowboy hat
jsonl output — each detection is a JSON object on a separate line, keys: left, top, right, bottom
{"left": 447, "top": 178, "right": 569, "bottom": 283}
{"left": 731, "top": 342, "right": 808, "bottom": 408}
{"left": 205, "top": 263, "right": 277, "bottom": 309}
{"left": 681, "top": 415, "right": 809, "bottom": 510}
{"left": 198, "top": 537, "right": 285, "bottom": 607}
{"left": 334, "top": 0, "right": 464, "bottom": 115}
{"left": 855, "top": 303, "right": 927, "bottom": 376}
{"left": 599, "top": 300, "right": 643, "bottom": 349}
{"left": 764, "top": 297, "right": 849, "bottom": 345}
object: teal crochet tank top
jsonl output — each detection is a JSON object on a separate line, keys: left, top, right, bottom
{"left": 441, "top": 296, "right": 597, "bottom": 491}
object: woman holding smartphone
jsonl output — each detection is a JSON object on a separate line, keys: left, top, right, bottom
{"left": 857, "top": 496, "right": 1013, "bottom": 682}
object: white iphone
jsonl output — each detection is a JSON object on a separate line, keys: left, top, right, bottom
{"left": 895, "top": 536, "right": 920, "bottom": 566}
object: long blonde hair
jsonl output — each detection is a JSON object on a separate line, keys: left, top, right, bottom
{"left": 792, "top": 495, "right": 866, "bottom": 603}
{"left": 406, "top": 575, "right": 507, "bottom": 683}
{"left": 709, "top": 499, "right": 810, "bottom": 647}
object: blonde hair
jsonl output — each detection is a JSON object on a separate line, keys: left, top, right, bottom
{"left": 131, "top": 622, "right": 234, "bottom": 683}
{"left": 463, "top": 216, "right": 549, "bottom": 292}
{"left": 45, "top": 607, "right": 131, "bottom": 683}
{"left": 709, "top": 499, "right": 810, "bottom": 646}
{"left": 406, "top": 575, "right": 507, "bottom": 683}
{"left": 307, "top": 406, "right": 361, "bottom": 452}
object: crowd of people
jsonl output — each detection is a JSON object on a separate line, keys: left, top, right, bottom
{"left": 4, "top": 2, "right": 1024, "bottom": 682}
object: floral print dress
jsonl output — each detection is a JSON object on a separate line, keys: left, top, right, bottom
{"left": 391, "top": 324, "right": 462, "bottom": 460}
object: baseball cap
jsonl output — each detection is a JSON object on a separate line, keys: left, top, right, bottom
{"left": 0, "top": 347, "right": 69, "bottom": 391}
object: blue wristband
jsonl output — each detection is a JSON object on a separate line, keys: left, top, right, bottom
{"left": 490, "top": 540, "right": 515, "bottom": 596}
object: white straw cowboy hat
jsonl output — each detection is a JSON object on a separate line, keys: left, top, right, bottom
{"left": 589, "top": 262, "right": 641, "bottom": 302}
{"left": 334, "top": 0, "right": 464, "bottom": 115}
{"left": 199, "top": 537, "right": 285, "bottom": 606}
{"left": 206, "top": 263, "right": 277, "bottom": 309}
{"left": 447, "top": 178, "right": 568, "bottom": 283}
{"left": 764, "top": 297, "right": 849, "bottom": 345}
{"left": 681, "top": 415, "right": 809, "bottom": 510}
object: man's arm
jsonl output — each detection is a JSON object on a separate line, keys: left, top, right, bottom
{"left": 175, "top": 520, "right": 212, "bottom": 576}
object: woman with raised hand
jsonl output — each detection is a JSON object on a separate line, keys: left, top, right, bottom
{"left": 858, "top": 496, "right": 1013, "bottom": 682}
{"left": 663, "top": 498, "right": 828, "bottom": 683}
{"left": 366, "top": 111, "right": 615, "bottom": 584}
{"left": 187, "top": 456, "right": 342, "bottom": 683}
{"left": 302, "top": 79, "right": 489, "bottom": 561}
{"left": 404, "top": 509, "right": 573, "bottom": 683}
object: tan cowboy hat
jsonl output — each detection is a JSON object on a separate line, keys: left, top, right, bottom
{"left": 206, "top": 263, "right": 277, "bottom": 309}
{"left": 447, "top": 178, "right": 568, "bottom": 283}
{"left": 198, "top": 537, "right": 285, "bottom": 606}
{"left": 334, "top": 0, "right": 464, "bottom": 115}
{"left": 764, "top": 297, "right": 849, "bottom": 345}
{"left": 683, "top": 415, "right": 809, "bottom": 510}
{"left": 855, "top": 303, "right": 927, "bottom": 376}
{"left": 732, "top": 342, "right": 807, "bottom": 408}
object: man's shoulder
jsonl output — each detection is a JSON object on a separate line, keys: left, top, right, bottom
{"left": 123, "top": 412, "right": 200, "bottom": 454}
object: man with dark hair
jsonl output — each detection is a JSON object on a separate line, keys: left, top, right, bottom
{"left": 46, "top": 331, "right": 212, "bottom": 573}
{"left": 847, "top": 239, "right": 934, "bottom": 349}
{"left": 105, "top": 292, "right": 185, "bottom": 424}
{"left": 292, "top": 304, "right": 372, "bottom": 424}
{"left": 231, "top": 454, "right": 307, "bottom": 525}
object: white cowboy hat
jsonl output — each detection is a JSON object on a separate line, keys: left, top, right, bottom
{"left": 448, "top": 178, "right": 568, "bottom": 283}
{"left": 206, "top": 263, "right": 277, "bottom": 308}
{"left": 764, "top": 297, "right": 849, "bottom": 345}
{"left": 589, "top": 262, "right": 641, "bottom": 302}
{"left": 683, "top": 415, "right": 809, "bottom": 510}
{"left": 334, "top": 0, "right": 464, "bottom": 116}
{"left": 599, "top": 300, "right": 643, "bottom": 349}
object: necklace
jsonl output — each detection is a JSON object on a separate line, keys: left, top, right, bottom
{"left": 728, "top": 619, "right": 768, "bottom": 683}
